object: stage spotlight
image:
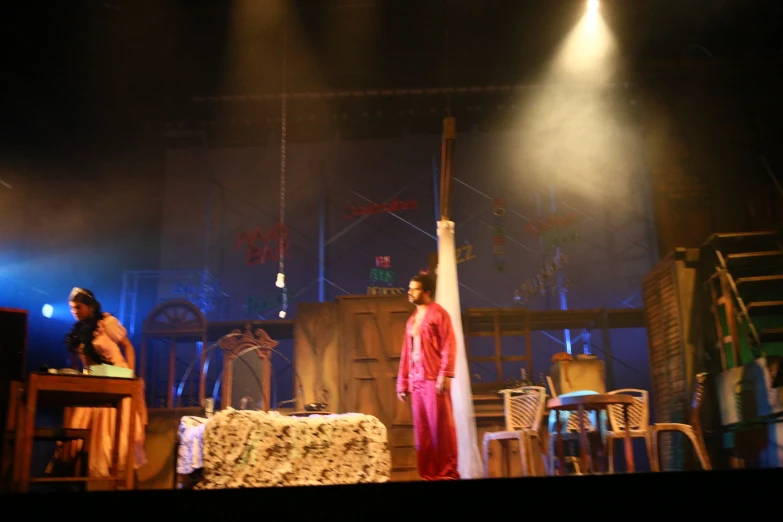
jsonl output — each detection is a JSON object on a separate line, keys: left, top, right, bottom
{"left": 42, "top": 304, "right": 53, "bottom": 318}
{"left": 587, "top": 0, "right": 599, "bottom": 10}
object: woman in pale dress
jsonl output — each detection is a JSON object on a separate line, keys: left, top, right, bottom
{"left": 47, "top": 287, "right": 148, "bottom": 483}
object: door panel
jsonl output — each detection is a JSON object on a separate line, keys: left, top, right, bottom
{"left": 338, "top": 294, "right": 415, "bottom": 480}
{"left": 354, "top": 312, "right": 380, "bottom": 362}
{"left": 339, "top": 295, "right": 412, "bottom": 427}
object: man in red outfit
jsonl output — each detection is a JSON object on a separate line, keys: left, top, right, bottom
{"left": 397, "top": 270, "right": 460, "bottom": 480}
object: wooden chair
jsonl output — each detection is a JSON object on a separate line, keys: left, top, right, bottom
{"left": 651, "top": 372, "right": 712, "bottom": 471}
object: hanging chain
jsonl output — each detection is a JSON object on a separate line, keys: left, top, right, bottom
{"left": 279, "top": 90, "right": 287, "bottom": 277}
{"left": 279, "top": 28, "right": 288, "bottom": 312}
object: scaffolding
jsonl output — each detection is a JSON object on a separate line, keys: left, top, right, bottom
{"left": 127, "top": 83, "right": 659, "bottom": 392}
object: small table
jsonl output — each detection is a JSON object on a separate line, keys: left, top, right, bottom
{"left": 13, "top": 372, "right": 143, "bottom": 492}
{"left": 547, "top": 394, "right": 635, "bottom": 475}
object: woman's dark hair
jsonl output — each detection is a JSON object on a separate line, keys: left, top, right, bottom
{"left": 65, "top": 288, "right": 110, "bottom": 365}
{"left": 410, "top": 269, "right": 436, "bottom": 295}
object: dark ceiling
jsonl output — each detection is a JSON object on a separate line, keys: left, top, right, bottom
{"left": 2, "top": 0, "right": 782, "bottom": 148}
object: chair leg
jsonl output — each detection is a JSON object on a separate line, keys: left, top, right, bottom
{"left": 684, "top": 430, "right": 712, "bottom": 470}
{"left": 524, "top": 435, "right": 545, "bottom": 477}
{"left": 482, "top": 436, "right": 491, "bottom": 478}
{"left": 535, "top": 436, "right": 550, "bottom": 477}
{"left": 644, "top": 433, "right": 658, "bottom": 472}
{"left": 524, "top": 435, "right": 536, "bottom": 477}
{"left": 606, "top": 434, "right": 615, "bottom": 474}
{"left": 651, "top": 429, "right": 661, "bottom": 472}
{"left": 548, "top": 435, "right": 557, "bottom": 476}
{"left": 518, "top": 435, "right": 529, "bottom": 478}
{"left": 530, "top": 437, "right": 549, "bottom": 477}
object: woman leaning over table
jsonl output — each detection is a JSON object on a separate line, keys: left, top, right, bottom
{"left": 46, "top": 287, "right": 148, "bottom": 485}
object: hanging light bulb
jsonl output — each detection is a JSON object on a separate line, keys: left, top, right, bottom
{"left": 275, "top": 272, "right": 285, "bottom": 288}
{"left": 279, "top": 309, "right": 287, "bottom": 319}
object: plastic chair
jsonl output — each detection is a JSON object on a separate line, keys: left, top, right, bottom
{"left": 605, "top": 388, "right": 653, "bottom": 472}
{"left": 482, "top": 386, "right": 549, "bottom": 478}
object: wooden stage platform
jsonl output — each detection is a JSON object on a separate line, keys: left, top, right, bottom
{"left": 2, "top": 468, "right": 779, "bottom": 518}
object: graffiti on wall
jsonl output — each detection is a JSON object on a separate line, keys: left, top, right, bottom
{"left": 367, "top": 286, "right": 407, "bottom": 296}
{"left": 456, "top": 244, "right": 477, "bottom": 264}
{"left": 245, "top": 286, "right": 298, "bottom": 318}
{"left": 367, "top": 255, "right": 406, "bottom": 295}
{"left": 513, "top": 253, "right": 570, "bottom": 304}
{"left": 344, "top": 198, "right": 418, "bottom": 218}
{"left": 236, "top": 223, "right": 291, "bottom": 266}
{"left": 492, "top": 198, "right": 507, "bottom": 274}
{"left": 527, "top": 212, "right": 580, "bottom": 250}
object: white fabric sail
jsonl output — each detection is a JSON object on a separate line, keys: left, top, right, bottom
{"left": 435, "top": 220, "right": 483, "bottom": 479}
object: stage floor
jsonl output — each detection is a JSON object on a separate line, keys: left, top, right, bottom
{"left": 2, "top": 468, "right": 780, "bottom": 518}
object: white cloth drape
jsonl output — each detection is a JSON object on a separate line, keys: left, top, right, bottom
{"left": 435, "top": 220, "right": 483, "bottom": 479}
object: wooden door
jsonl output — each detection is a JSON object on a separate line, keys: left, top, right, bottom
{"left": 337, "top": 294, "right": 417, "bottom": 479}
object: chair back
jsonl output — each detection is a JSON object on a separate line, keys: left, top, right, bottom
{"left": 564, "top": 408, "right": 597, "bottom": 432}
{"left": 606, "top": 388, "right": 649, "bottom": 432}
{"left": 499, "top": 386, "right": 546, "bottom": 433}
{"left": 689, "top": 373, "right": 708, "bottom": 435}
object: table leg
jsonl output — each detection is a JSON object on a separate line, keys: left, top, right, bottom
{"left": 124, "top": 389, "right": 138, "bottom": 490}
{"left": 555, "top": 411, "right": 565, "bottom": 476}
{"left": 623, "top": 405, "right": 634, "bottom": 473}
{"left": 578, "top": 405, "right": 590, "bottom": 474}
{"left": 10, "top": 385, "right": 27, "bottom": 490}
{"left": 17, "top": 379, "right": 38, "bottom": 493}
{"left": 111, "top": 400, "right": 123, "bottom": 489}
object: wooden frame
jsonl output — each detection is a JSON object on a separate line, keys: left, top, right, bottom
{"left": 213, "top": 325, "right": 278, "bottom": 411}
{"left": 463, "top": 307, "right": 646, "bottom": 394}
{"left": 140, "top": 300, "right": 208, "bottom": 408}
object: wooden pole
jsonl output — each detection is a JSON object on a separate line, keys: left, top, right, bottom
{"left": 439, "top": 117, "right": 456, "bottom": 221}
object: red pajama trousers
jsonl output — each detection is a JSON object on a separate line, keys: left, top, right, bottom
{"left": 410, "top": 369, "right": 460, "bottom": 480}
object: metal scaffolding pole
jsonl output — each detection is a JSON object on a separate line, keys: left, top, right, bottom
{"left": 440, "top": 117, "right": 456, "bottom": 220}
{"left": 549, "top": 183, "right": 572, "bottom": 355}
{"left": 318, "top": 174, "right": 327, "bottom": 302}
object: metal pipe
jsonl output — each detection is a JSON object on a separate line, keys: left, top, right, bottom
{"left": 439, "top": 117, "right": 456, "bottom": 221}
{"left": 318, "top": 176, "right": 326, "bottom": 302}
{"left": 433, "top": 155, "right": 440, "bottom": 229}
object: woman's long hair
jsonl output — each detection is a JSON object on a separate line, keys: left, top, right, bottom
{"left": 65, "top": 288, "right": 110, "bottom": 365}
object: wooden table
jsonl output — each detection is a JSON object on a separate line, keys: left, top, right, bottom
{"left": 12, "top": 372, "right": 143, "bottom": 492}
{"left": 547, "top": 393, "right": 635, "bottom": 475}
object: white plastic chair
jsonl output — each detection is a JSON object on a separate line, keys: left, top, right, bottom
{"left": 606, "top": 388, "right": 654, "bottom": 473}
{"left": 482, "top": 386, "right": 549, "bottom": 478}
